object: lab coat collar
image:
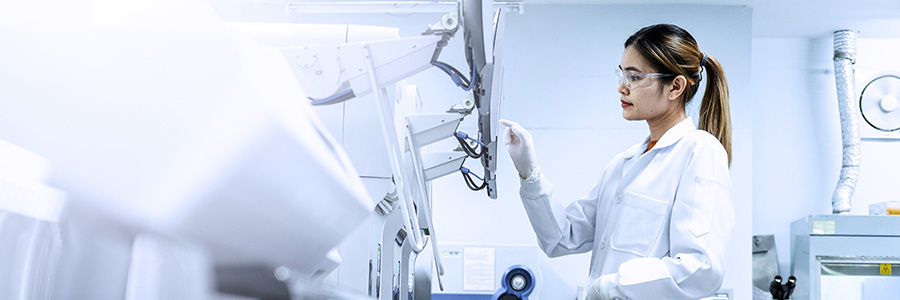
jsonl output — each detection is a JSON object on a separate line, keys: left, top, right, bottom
{"left": 625, "top": 117, "right": 696, "bottom": 159}
{"left": 651, "top": 116, "right": 696, "bottom": 150}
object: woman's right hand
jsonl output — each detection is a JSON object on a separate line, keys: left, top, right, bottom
{"left": 499, "top": 119, "right": 539, "bottom": 180}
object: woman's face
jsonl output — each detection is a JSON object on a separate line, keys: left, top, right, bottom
{"left": 617, "top": 45, "right": 677, "bottom": 121}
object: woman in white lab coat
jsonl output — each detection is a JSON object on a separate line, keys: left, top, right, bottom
{"left": 500, "top": 24, "right": 734, "bottom": 300}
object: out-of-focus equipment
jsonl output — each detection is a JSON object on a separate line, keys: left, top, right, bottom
{"left": 0, "top": 140, "right": 66, "bottom": 300}
{"left": 0, "top": 0, "right": 377, "bottom": 297}
{"left": 752, "top": 235, "right": 781, "bottom": 293}
{"left": 869, "top": 201, "right": 900, "bottom": 215}
{"left": 791, "top": 215, "right": 900, "bottom": 300}
{"left": 492, "top": 265, "right": 535, "bottom": 300}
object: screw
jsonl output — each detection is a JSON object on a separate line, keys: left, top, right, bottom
{"left": 274, "top": 266, "right": 291, "bottom": 281}
{"left": 412, "top": 44, "right": 416, "bottom": 48}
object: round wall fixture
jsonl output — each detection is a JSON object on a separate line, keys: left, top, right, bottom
{"left": 860, "top": 74, "right": 900, "bottom": 132}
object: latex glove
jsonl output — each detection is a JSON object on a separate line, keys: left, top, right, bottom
{"left": 499, "top": 119, "right": 538, "bottom": 180}
{"left": 583, "top": 274, "right": 617, "bottom": 300}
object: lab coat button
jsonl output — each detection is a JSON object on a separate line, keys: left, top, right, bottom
{"left": 616, "top": 195, "right": 622, "bottom": 204}
{"left": 612, "top": 298, "right": 622, "bottom": 300}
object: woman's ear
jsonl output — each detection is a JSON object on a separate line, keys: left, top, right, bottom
{"left": 667, "top": 75, "right": 688, "bottom": 101}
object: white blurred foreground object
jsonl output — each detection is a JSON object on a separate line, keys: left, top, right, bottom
{"left": 0, "top": 0, "right": 374, "bottom": 297}
{"left": 125, "top": 235, "right": 212, "bottom": 300}
{"left": 0, "top": 140, "right": 67, "bottom": 300}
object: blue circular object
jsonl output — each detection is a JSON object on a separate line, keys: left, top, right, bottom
{"left": 491, "top": 265, "right": 535, "bottom": 300}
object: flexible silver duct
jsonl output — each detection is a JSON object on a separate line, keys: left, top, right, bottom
{"left": 832, "top": 30, "right": 860, "bottom": 214}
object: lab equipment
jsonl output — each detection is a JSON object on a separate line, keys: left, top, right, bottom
{"left": 768, "top": 276, "right": 783, "bottom": 299}
{"left": 463, "top": 0, "right": 507, "bottom": 199}
{"left": 0, "top": 0, "right": 511, "bottom": 298}
{"left": 279, "top": 0, "right": 509, "bottom": 200}
{"left": 831, "top": 30, "right": 860, "bottom": 214}
{"left": 767, "top": 275, "right": 796, "bottom": 300}
{"left": 125, "top": 235, "right": 211, "bottom": 300}
{"left": 229, "top": 1, "right": 512, "bottom": 298}
{"left": 791, "top": 215, "right": 900, "bottom": 300}
{"left": 752, "top": 235, "right": 781, "bottom": 292}
{"left": 0, "top": 1, "right": 377, "bottom": 296}
{"left": 0, "top": 140, "right": 66, "bottom": 300}
{"left": 492, "top": 265, "right": 536, "bottom": 300}
{"left": 431, "top": 244, "right": 543, "bottom": 300}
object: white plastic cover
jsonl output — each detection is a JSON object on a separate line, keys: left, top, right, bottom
{"left": 0, "top": 0, "right": 373, "bottom": 277}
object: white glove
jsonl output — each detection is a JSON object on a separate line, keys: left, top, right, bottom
{"left": 499, "top": 119, "right": 539, "bottom": 180}
{"left": 582, "top": 274, "right": 617, "bottom": 300}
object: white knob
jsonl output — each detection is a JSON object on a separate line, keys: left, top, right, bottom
{"left": 511, "top": 274, "right": 527, "bottom": 291}
{"left": 881, "top": 95, "right": 898, "bottom": 112}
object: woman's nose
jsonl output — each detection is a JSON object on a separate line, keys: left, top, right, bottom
{"left": 617, "top": 82, "right": 629, "bottom": 95}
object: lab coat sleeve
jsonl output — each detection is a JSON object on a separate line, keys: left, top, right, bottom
{"left": 519, "top": 166, "right": 605, "bottom": 258}
{"left": 606, "top": 137, "right": 735, "bottom": 300}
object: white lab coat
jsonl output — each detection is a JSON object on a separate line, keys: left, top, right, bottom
{"left": 519, "top": 117, "right": 734, "bottom": 300}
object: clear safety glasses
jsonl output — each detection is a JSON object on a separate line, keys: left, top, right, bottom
{"left": 615, "top": 67, "right": 678, "bottom": 89}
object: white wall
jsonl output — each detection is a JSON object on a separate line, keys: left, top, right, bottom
{"left": 752, "top": 37, "right": 900, "bottom": 277}
{"left": 429, "top": 4, "right": 753, "bottom": 299}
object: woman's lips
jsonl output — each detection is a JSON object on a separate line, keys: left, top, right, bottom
{"left": 621, "top": 100, "right": 632, "bottom": 108}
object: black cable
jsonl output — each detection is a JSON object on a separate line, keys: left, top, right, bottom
{"left": 456, "top": 136, "right": 484, "bottom": 158}
{"left": 431, "top": 61, "right": 471, "bottom": 89}
{"left": 463, "top": 171, "right": 487, "bottom": 190}
{"left": 462, "top": 171, "right": 487, "bottom": 191}
{"left": 431, "top": 61, "right": 455, "bottom": 77}
{"left": 460, "top": 159, "right": 487, "bottom": 191}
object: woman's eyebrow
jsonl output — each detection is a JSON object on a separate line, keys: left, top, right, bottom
{"left": 620, "top": 65, "right": 642, "bottom": 72}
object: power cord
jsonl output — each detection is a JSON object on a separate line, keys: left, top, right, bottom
{"left": 455, "top": 131, "right": 485, "bottom": 158}
{"left": 431, "top": 46, "right": 478, "bottom": 92}
{"left": 460, "top": 165, "right": 487, "bottom": 191}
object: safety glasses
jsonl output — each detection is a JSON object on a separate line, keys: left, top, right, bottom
{"left": 615, "top": 67, "right": 677, "bottom": 89}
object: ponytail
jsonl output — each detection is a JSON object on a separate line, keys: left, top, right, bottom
{"left": 698, "top": 55, "right": 732, "bottom": 166}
